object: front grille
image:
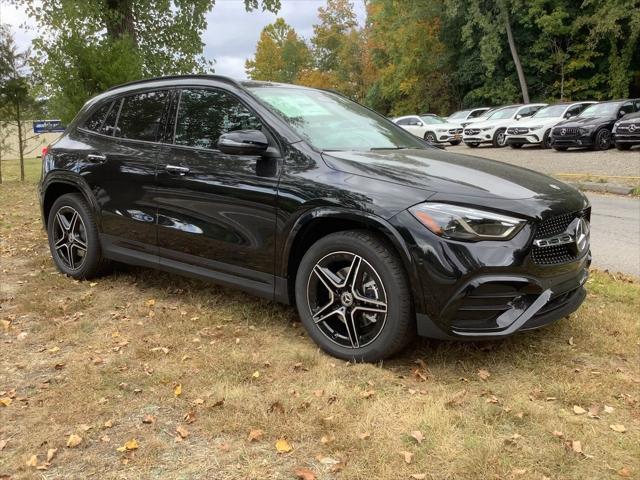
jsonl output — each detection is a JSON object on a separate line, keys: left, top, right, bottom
{"left": 531, "top": 208, "right": 590, "bottom": 265}
{"left": 465, "top": 128, "right": 480, "bottom": 135}
{"left": 616, "top": 123, "right": 640, "bottom": 133}
{"left": 553, "top": 127, "right": 580, "bottom": 137}
{"left": 507, "top": 127, "right": 529, "bottom": 135}
{"left": 449, "top": 128, "right": 463, "bottom": 134}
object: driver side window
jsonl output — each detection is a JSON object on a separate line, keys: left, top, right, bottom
{"left": 174, "top": 88, "right": 262, "bottom": 150}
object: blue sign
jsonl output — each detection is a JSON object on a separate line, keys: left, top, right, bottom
{"left": 33, "top": 120, "right": 66, "bottom": 134}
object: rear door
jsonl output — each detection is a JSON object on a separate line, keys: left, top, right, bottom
{"left": 78, "top": 89, "right": 171, "bottom": 258}
{"left": 155, "top": 87, "right": 281, "bottom": 296}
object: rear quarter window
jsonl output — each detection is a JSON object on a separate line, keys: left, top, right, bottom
{"left": 83, "top": 101, "right": 114, "bottom": 132}
{"left": 115, "top": 90, "right": 170, "bottom": 142}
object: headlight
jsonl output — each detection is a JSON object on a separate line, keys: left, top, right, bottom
{"left": 529, "top": 125, "right": 542, "bottom": 130}
{"left": 612, "top": 122, "right": 620, "bottom": 133}
{"left": 481, "top": 127, "right": 493, "bottom": 131}
{"left": 436, "top": 129, "right": 448, "bottom": 133}
{"left": 409, "top": 203, "right": 526, "bottom": 241}
{"left": 579, "top": 125, "right": 595, "bottom": 134}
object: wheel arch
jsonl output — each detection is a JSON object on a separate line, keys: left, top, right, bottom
{"left": 280, "top": 208, "right": 422, "bottom": 310}
{"left": 41, "top": 174, "right": 100, "bottom": 227}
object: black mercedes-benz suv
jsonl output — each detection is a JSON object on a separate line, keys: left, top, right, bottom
{"left": 550, "top": 99, "right": 640, "bottom": 151}
{"left": 613, "top": 111, "right": 640, "bottom": 150}
{"left": 39, "top": 75, "right": 591, "bottom": 361}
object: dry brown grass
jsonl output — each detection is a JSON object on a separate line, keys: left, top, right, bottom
{"left": 1, "top": 159, "right": 639, "bottom": 480}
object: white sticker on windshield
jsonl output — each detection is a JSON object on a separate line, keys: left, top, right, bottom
{"left": 261, "top": 95, "right": 330, "bottom": 117}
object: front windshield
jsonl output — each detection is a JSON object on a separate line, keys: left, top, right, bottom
{"left": 248, "top": 86, "right": 424, "bottom": 151}
{"left": 488, "top": 107, "right": 518, "bottom": 120}
{"left": 579, "top": 103, "right": 620, "bottom": 117}
{"left": 448, "top": 110, "right": 470, "bottom": 119}
{"left": 420, "top": 116, "right": 446, "bottom": 124}
{"left": 533, "top": 105, "right": 567, "bottom": 118}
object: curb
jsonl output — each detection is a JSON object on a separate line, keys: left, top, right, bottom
{"left": 567, "top": 181, "right": 636, "bottom": 196}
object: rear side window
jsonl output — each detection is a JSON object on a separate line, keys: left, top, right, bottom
{"left": 469, "top": 109, "right": 486, "bottom": 118}
{"left": 396, "top": 118, "right": 411, "bottom": 126}
{"left": 116, "top": 90, "right": 169, "bottom": 141}
{"left": 174, "top": 88, "right": 262, "bottom": 150}
{"left": 620, "top": 102, "right": 634, "bottom": 115}
{"left": 83, "top": 101, "right": 113, "bottom": 132}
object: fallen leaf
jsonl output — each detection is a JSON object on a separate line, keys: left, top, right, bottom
{"left": 66, "top": 434, "right": 82, "bottom": 448}
{"left": 400, "top": 451, "right": 414, "bottom": 464}
{"left": 512, "top": 468, "right": 527, "bottom": 476}
{"left": 174, "top": 384, "right": 182, "bottom": 397}
{"left": 116, "top": 439, "right": 139, "bottom": 452}
{"left": 610, "top": 424, "right": 626, "bottom": 433}
{"left": 617, "top": 466, "right": 632, "bottom": 477}
{"left": 26, "top": 455, "right": 38, "bottom": 467}
{"left": 275, "top": 438, "right": 292, "bottom": 453}
{"left": 410, "top": 430, "right": 424, "bottom": 444}
{"left": 571, "top": 440, "right": 582, "bottom": 453}
{"left": 251, "top": 371, "right": 260, "bottom": 379}
{"left": 183, "top": 411, "right": 196, "bottom": 424}
{"left": 248, "top": 429, "right": 264, "bottom": 442}
{"left": 445, "top": 389, "right": 467, "bottom": 407}
{"left": 358, "top": 431, "right": 371, "bottom": 440}
{"left": 193, "top": 398, "right": 205, "bottom": 405}
{"left": 0, "top": 439, "right": 7, "bottom": 451}
{"left": 603, "top": 405, "right": 615, "bottom": 414}
{"left": 568, "top": 337, "right": 574, "bottom": 346}
{"left": 212, "top": 398, "right": 224, "bottom": 408}
{"left": 477, "top": 369, "right": 491, "bottom": 381}
{"left": 0, "top": 397, "right": 12, "bottom": 407}
{"left": 553, "top": 430, "right": 564, "bottom": 438}
{"left": 360, "top": 390, "right": 375, "bottom": 399}
{"left": 294, "top": 467, "right": 316, "bottom": 480}
{"left": 317, "top": 456, "right": 340, "bottom": 465}
{"left": 320, "top": 435, "right": 331, "bottom": 444}
{"left": 587, "top": 405, "right": 600, "bottom": 418}
{"left": 573, "top": 405, "right": 587, "bottom": 415}
{"left": 46, "top": 448, "right": 57, "bottom": 462}
{"left": 48, "top": 346, "right": 60, "bottom": 353}
{"left": 410, "top": 475, "right": 426, "bottom": 480}
{"left": 142, "top": 414, "right": 156, "bottom": 424}
{"left": 176, "top": 425, "right": 189, "bottom": 439}
{"left": 145, "top": 299, "right": 155, "bottom": 307}
{"left": 268, "top": 401, "right": 285, "bottom": 414}
{"left": 103, "top": 420, "right": 113, "bottom": 428}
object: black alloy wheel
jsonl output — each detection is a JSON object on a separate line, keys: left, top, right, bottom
{"left": 542, "top": 129, "right": 552, "bottom": 149}
{"left": 594, "top": 129, "right": 611, "bottom": 151}
{"left": 47, "top": 193, "right": 107, "bottom": 279}
{"left": 424, "top": 131, "right": 437, "bottom": 144}
{"left": 295, "top": 231, "right": 413, "bottom": 361}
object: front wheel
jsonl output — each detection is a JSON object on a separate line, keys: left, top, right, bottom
{"left": 424, "top": 131, "right": 437, "bottom": 144}
{"left": 542, "top": 129, "right": 552, "bottom": 149}
{"left": 449, "top": 140, "right": 461, "bottom": 146}
{"left": 593, "top": 129, "right": 612, "bottom": 151}
{"left": 295, "top": 231, "right": 414, "bottom": 362}
{"left": 47, "top": 193, "right": 108, "bottom": 279}
{"left": 492, "top": 128, "right": 507, "bottom": 147}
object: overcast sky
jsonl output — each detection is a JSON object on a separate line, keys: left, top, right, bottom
{"left": 0, "top": 0, "right": 366, "bottom": 79}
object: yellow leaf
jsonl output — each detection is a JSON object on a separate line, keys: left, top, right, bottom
{"left": 477, "top": 369, "right": 491, "bottom": 381}
{"left": 0, "top": 397, "right": 12, "bottom": 407}
{"left": 410, "top": 430, "right": 424, "bottom": 444}
{"left": 142, "top": 414, "right": 156, "bottom": 424}
{"left": 573, "top": 405, "right": 586, "bottom": 415}
{"left": 48, "top": 346, "right": 60, "bottom": 353}
{"left": 26, "top": 454, "right": 38, "bottom": 467}
{"left": 248, "top": 429, "right": 264, "bottom": 442}
{"left": 46, "top": 448, "right": 57, "bottom": 462}
{"left": 610, "top": 424, "right": 626, "bottom": 433}
{"left": 252, "top": 371, "right": 260, "bottom": 379}
{"left": 176, "top": 425, "right": 189, "bottom": 439}
{"left": 275, "top": 438, "right": 292, "bottom": 453}
{"left": 618, "top": 466, "right": 632, "bottom": 477}
{"left": 103, "top": 420, "right": 113, "bottom": 428}
{"left": 571, "top": 440, "right": 582, "bottom": 453}
{"left": 400, "top": 451, "right": 414, "bottom": 463}
{"left": 174, "top": 384, "right": 182, "bottom": 397}
{"left": 145, "top": 299, "right": 155, "bottom": 307}
{"left": 410, "top": 475, "right": 426, "bottom": 480}
{"left": 66, "top": 434, "right": 82, "bottom": 448}
{"left": 116, "top": 438, "right": 139, "bottom": 452}
{"left": 358, "top": 431, "right": 371, "bottom": 440}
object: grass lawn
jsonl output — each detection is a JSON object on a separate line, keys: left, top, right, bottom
{"left": 1, "top": 159, "right": 638, "bottom": 479}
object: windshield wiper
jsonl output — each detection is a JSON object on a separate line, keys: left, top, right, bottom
{"left": 369, "top": 146, "right": 413, "bottom": 151}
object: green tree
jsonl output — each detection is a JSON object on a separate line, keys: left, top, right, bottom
{"left": 0, "top": 25, "right": 40, "bottom": 182}
{"left": 14, "top": 0, "right": 282, "bottom": 122}
{"left": 245, "top": 18, "right": 311, "bottom": 83}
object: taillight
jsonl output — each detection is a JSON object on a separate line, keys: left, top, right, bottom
{"left": 42, "top": 146, "right": 49, "bottom": 158}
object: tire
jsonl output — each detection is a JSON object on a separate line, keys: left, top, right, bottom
{"left": 465, "top": 142, "right": 479, "bottom": 148}
{"left": 449, "top": 140, "right": 461, "bottom": 146}
{"left": 615, "top": 143, "right": 631, "bottom": 151}
{"left": 424, "top": 131, "right": 437, "bottom": 144}
{"left": 492, "top": 128, "right": 507, "bottom": 148}
{"left": 593, "top": 129, "right": 612, "bottom": 151}
{"left": 542, "top": 129, "right": 552, "bottom": 149}
{"left": 553, "top": 146, "right": 568, "bottom": 151}
{"left": 509, "top": 143, "right": 523, "bottom": 149}
{"left": 47, "top": 193, "right": 108, "bottom": 279}
{"left": 295, "top": 230, "right": 414, "bottom": 362}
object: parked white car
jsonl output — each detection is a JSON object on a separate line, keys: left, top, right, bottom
{"left": 462, "top": 103, "right": 547, "bottom": 148}
{"left": 504, "top": 101, "right": 595, "bottom": 149}
{"left": 394, "top": 115, "right": 464, "bottom": 145}
{"left": 447, "top": 107, "right": 491, "bottom": 127}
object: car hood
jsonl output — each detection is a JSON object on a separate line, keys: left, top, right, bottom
{"left": 508, "top": 116, "right": 560, "bottom": 128}
{"left": 321, "top": 148, "right": 586, "bottom": 216}
{"left": 465, "top": 118, "right": 511, "bottom": 129}
{"left": 555, "top": 115, "right": 614, "bottom": 127}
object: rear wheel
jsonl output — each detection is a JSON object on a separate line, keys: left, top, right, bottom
{"left": 295, "top": 231, "right": 414, "bottom": 362}
{"left": 424, "top": 131, "right": 437, "bottom": 144}
{"left": 492, "top": 128, "right": 507, "bottom": 147}
{"left": 615, "top": 143, "right": 631, "bottom": 151}
{"left": 542, "top": 129, "right": 552, "bottom": 149}
{"left": 509, "top": 143, "right": 523, "bottom": 149}
{"left": 593, "top": 129, "right": 612, "bottom": 151}
{"left": 47, "top": 193, "right": 108, "bottom": 279}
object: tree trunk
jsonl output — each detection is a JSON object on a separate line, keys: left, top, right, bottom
{"left": 16, "top": 100, "right": 24, "bottom": 182}
{"left": 104, "top": 0, "right": 137, "bottom": 46}
{"left": 503, "top": 7, "right": 530, "bottom": 103}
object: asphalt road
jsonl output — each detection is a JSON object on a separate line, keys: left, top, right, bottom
{"left": 586, "top": 193, "right": 640, "bottom": 277}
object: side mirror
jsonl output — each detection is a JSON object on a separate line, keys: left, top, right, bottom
{"left": 417, "top": 122, "right": 423, "bottom": 126}
{"left": 618, "top": 110, "right": 626, "bottom": 118}
{"left": 515, "top": 114, "right": 522, "bottom": 120}
{"left": 217, "top": 129, "right": 268, "bottom": 156}
{"left": 564, "top": 112, "right": 573, "bottom": 119}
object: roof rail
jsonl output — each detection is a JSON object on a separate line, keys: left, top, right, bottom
{"left": 105, "top": 74, "right": 243, "bottom": 92}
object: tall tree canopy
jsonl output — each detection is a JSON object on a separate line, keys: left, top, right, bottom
{"left": 245, "top": 18, "right": 310, "bottom": 83}
{"left": 14, "top": 0, "right": 281, "bottom": 121}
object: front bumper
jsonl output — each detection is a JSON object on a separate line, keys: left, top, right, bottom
{"left": 390, "top": 209, "right": 591, "bottom": 340}
{"left": 550, "top": 134, "right": 594, "bottom": 148}
{"left": 613, "top": 133, "right": 640, "bottom": 145}
{"left": 506, "top": 134, "right": 541, "bottom": 145}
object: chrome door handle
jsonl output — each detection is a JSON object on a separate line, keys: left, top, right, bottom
{"left": 165, "top": 165, "right": 190, "bottom": 175}
{"left": 87, "top": 153, "right": 107, "bottom": 163}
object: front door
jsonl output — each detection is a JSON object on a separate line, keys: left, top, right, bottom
{"left": 155, "top": 87, "right": 281, "bottom": 296}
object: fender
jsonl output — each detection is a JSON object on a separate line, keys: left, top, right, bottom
{"left": 40, "top": 171, "right": 102, "bottom": 228}
{"left": 278, "top": 206, "right": 425, "bottom": 313}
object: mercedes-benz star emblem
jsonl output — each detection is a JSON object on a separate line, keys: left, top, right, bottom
{"left": 630, "top": 124, "right": 637, "bottom": 132}
{"left": 574, "top": 217, "right": 590, "bottom": 253}
{"left": 560, "top": 128, "right": 566, "bottom": 135}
